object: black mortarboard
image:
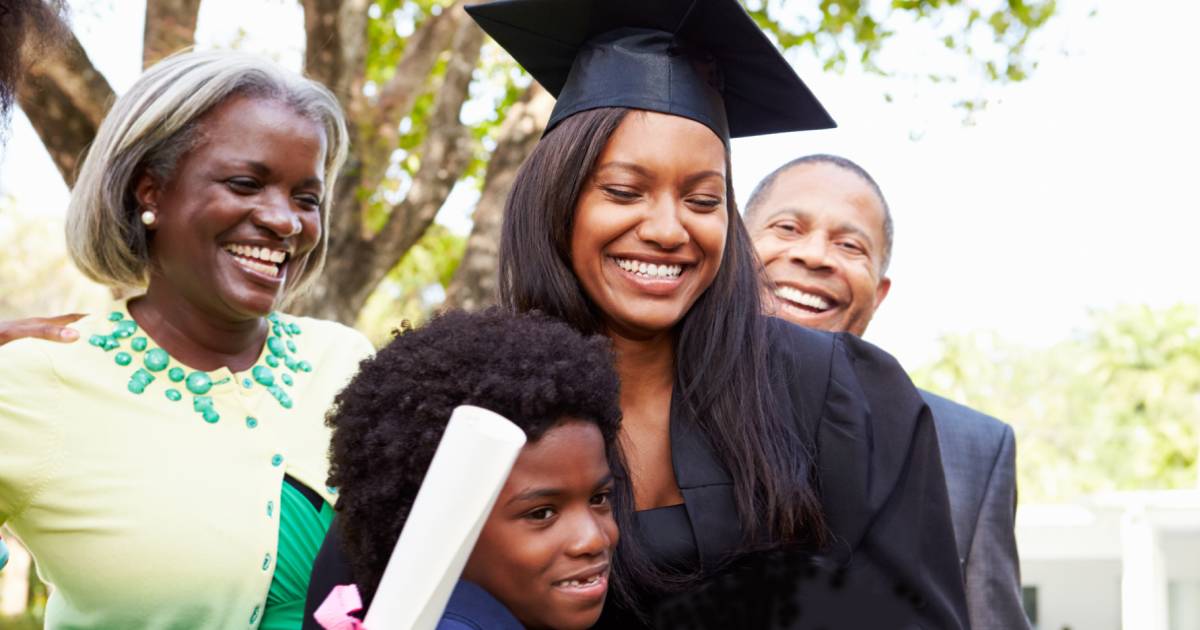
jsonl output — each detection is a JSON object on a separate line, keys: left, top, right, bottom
{"left": 465, "top": 0, "right": 836, "bottom": 143}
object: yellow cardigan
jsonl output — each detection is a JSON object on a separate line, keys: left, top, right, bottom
{"left": 0, "top": 301, "right": 373, "bottom": 629}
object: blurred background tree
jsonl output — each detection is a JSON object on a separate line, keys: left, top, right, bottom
{"left": 0, "top": 197, "right": 106, "bottom": 321}
{"left": 12, "top": 0, "right": 1057, "bottom": 335}
{"left": 914, "top": 304, "right": 1200, "bottom": 502}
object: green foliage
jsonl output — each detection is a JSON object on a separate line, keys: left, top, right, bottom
{"left": 463, "top": 46, "right": 528, "bottom": 182}
{"left": 746, "top": 0, "right": 1056, "bottom": 105}
{"left": 355, "top": 223, "right": 466, "bottom": 346}
{"left": 360, "top": 1, "right": 527, "bottom": 235}
{"left": 913, "top": 305, "right": 1200, "bottom": 502}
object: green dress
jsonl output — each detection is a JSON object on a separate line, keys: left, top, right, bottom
{"left": 260, "top": 480, "right": 335, "bottom": 629}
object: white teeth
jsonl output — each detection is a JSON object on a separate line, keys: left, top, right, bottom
{"left": 556, "top": 574, "right": 601, "bottom": 588}
{"left": 224, "top": 244, "right": 287, "bottom": 266}
{"left": 775, "top": 286, "right": 831, "bottom": 311}
{"left": 613, "top": 257, "right": 683, "bottom": 279}
{"left": 235, "top": 257, "right": 280, "bottom": 277}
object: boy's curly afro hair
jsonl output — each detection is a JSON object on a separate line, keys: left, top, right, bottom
{"left": 326, "top": 307, "right": 624, "bottom": 603}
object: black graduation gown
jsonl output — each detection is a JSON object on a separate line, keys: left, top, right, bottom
{"left": 599, "top": 318, "right": 969, "bottom": 629}
{"left": 303, "top": 317, "right": 969, "bottom": 629}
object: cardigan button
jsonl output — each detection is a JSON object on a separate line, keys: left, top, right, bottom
{"left": 249, "top": 604, "right": 260, "bottom": 624}
{"left": 271, "top": 454, "right": 283, "bottom": 467}
{"left": 262, "top": 553, "right": 271, "bottom": 571}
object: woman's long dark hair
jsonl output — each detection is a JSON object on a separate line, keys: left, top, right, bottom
{"left": 499, "top": 108, "right": 828, "bottom": 590}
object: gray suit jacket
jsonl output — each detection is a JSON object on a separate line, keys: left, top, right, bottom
{"left": 921, "top": 391, "right": 1029, "bottom": 630}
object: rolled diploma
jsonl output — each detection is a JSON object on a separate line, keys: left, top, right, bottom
{"left": 363, "top": 405, "right": 527, "bottom": 629}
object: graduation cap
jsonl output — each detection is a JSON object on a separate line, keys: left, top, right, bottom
{"left": 465, "top": 0, "right": 836, "bottom": 143}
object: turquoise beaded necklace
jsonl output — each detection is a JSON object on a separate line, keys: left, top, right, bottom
{"left": 89, "top": 310, "right": 312, "bottom": 425}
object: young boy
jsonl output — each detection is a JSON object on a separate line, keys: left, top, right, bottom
{"left": 305, "top": 309, "right": 636, "bottom": 630}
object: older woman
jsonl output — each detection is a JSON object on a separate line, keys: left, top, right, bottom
{"left": 0, "top": 51, "right": 372, "bottom": 629}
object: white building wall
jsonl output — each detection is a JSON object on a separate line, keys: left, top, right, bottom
{"left": 1021, "top": 558, "right": 1122, "bottom": 630}
{"left": 1016, "top": 492, "right": 1200, "bottom": 630}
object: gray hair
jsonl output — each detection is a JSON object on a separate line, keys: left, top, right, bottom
{"left": 744, "top": 153, "right": 894, "bottom": 274}
{"left": 66, "top": 49, "right": 349, "bottom": 299}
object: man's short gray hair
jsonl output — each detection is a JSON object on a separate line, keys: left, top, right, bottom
{"left": 65, "top": 49, "right": 349, "bottom": 299}
{"left": 744, "top": 153, "right": 894, "bottom": 274}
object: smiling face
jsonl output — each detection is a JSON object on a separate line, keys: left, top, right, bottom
{"left": 748, "top": 162, "right": 891, "bottom": 336}
{"left": 462, "top": 420, "right": 618, "bottom": 630}
{"left": 136, "top": 95, "right": 327, "bottom": 320}
{"left": 569, "top": 111, "right": 729, "bottom": 339}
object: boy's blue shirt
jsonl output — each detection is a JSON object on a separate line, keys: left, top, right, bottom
{"left": 437, "top": 580, "right": 525, "bottom": 630}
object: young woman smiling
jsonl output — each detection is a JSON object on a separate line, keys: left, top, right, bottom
{"left": 0, "top": 51, "right": 372, "bottom": 629}
{"left": 474, "top": 0, "right": 971, "bottom": 627}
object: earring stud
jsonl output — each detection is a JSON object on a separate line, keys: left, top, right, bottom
{"left": 140, "top": 210, "right": 156, "bottom": 226}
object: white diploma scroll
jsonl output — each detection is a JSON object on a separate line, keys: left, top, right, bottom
{"left": 363, "top": 405, "right": 527, "bottom": 630}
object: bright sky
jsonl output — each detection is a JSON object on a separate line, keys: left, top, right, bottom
{"left": 1, "top": 0, "right": 1196, "bottom": 369}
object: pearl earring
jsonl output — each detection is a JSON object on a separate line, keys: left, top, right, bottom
{"left": 140, "top": 210, "right": 156, "bottom": 226}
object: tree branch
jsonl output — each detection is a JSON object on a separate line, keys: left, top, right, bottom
{"left": 444, "top": 83, "right": 552, "bottom": 311}
{"left": 142, "top": 0, "right": 202, "bottom": 68}
{"left": 301, "top": 0, "right": 370, "bottom": 107}
{"left": 289, "top": 6, "right": 483, "bottom": 323}
{"left": 374, "top": 2, "right": 467, "bottom": 127}
{"left": 16, "top": 26, "right": 114, "bottom": 186}
{"left": 300, "top": 0, "right": 372, "bottom": 250}
{"left": 370, "top": 11, "right": 483, "bottom": 268}
{"left": 354, "top": 2, "right": 470, "bottom": 202}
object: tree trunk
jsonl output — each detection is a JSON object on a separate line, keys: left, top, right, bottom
{"left": 443, "top": 83, "right": 552, "bottom": 311}
{"left": 16, "top": 30, "right": 113, "bottom": 186}
{"left": 290, "top": 7, "right": 483, "bottom": 323}
{"left": 17, "top": 0, "right": 206, "bottom": 185}
{"left": 301, "top": 0, "right": 370, "bottom": 108}
{"left": 143, "top": 0, "right": 204, "bottom": 68}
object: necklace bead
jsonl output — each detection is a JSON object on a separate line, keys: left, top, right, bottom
{"left": 252, "top": 365, "right": 275, "bottom": 387}
{"left": 114, "top": 320, "right": 137, "bottom": 338}
{"left": 144, "top": 348, "right": 169, "bottom": 372}
{"left": 186, "top": 372, "right": 213, "bottom": 395}
{"left": 96, "top": 309, "right": 308, "bottom": 425}
{"left": 128, "top": 368, "right": 154, "bottom": 394}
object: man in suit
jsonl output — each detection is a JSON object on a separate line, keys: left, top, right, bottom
{"left": 745, "top": 154, "right": 1028, "bottom": 630}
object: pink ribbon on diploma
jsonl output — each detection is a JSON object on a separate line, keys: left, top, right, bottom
{"left": 313, "top": 584, "right": 368, "bottom": 630}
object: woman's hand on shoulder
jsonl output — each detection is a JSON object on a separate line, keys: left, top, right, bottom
{"left": 0, "top": 314, "right": 85, "bottom": 346}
